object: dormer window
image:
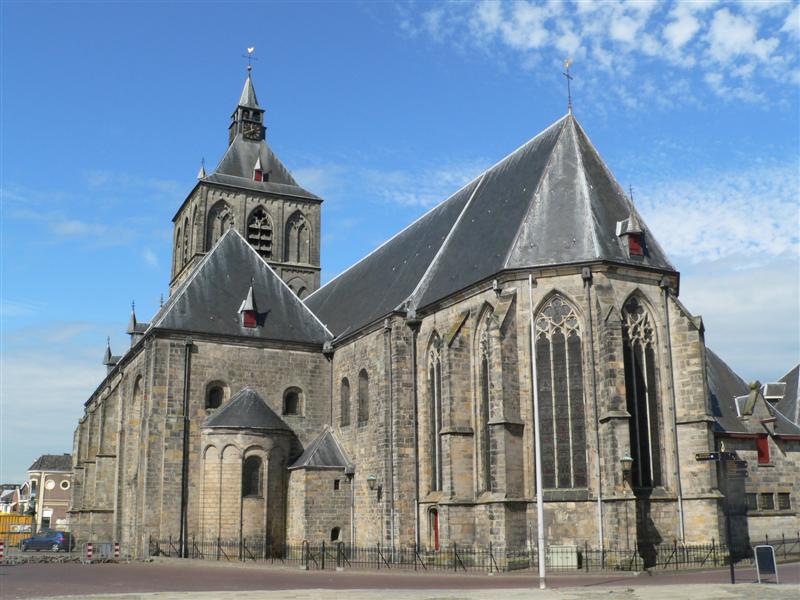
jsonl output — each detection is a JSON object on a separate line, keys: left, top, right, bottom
{"left": 627, "top": 233, "right": 644, "bottom": 256}
{"left": 242, "top": 310, "right": 257, "bottom": 328}
{"left": 254, "top": 169, "right": 263, "bottom": 182}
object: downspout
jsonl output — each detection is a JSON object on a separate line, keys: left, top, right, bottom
{"left": 384, "top": 318, "right": 396, "bottom": 552}
{"left": 406, "top": 310, "right": 422, "bottom": 549}
{"left": 582, "top": 267, "right": 605, "bottom": 552}
{"left": 179, "top": 336, "right": 193, "bottom": 558}
{"left": 661, "top": 279, "right": 685, "bottom": 544}
{"left": 528, "top": 275, "right": 546, "bottom": 590}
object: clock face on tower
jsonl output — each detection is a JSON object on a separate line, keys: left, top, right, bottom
{"left": 243, "top": 122, "right": 261, "bottom": 140}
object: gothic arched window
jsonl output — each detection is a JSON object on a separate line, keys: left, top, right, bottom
{"left": 534, "top": 295, "right": 587, "bottom": 489}
{"left": 242, "top": 455, "right": 262, "bottom": 497}
{"left": 206, "top": 201, "right": 234, "bottom": 250}
{"left": 428, "top": 339, "right": 443, "bottom": 491}
{"left": 247, "top": 207, "right": 273, "bottom": 259}
{"left": 476, "top": 315, "right": 493, "bottom": 493}
{"left": 182, "top": 217, "right": 190, "bottom": 265}
{"left": 622, "top": 296, "right": 662, "bottom": 488}
{"left": 357, "top": 369, "right": 369, "bottom": 425}
{"left": 285, "top": 211, "right": 310, "bottom": 264}
{"left": 340, "top": 378, "right": 350, "bottom": 426}
{"left": 175, "top": 226, "right": 182, "bottom": 272}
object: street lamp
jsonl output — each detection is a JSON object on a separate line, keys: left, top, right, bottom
{"left": 620, "top": 455, "right": 634, "bottom": 482}
{"left": 366, "top": 475, "right": 377, "bottom": 491}
{"left": 26, "top": 490, "right": 37, "bottom": 534}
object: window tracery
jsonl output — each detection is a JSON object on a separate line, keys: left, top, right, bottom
{"left": 534, "top": 294, "right": 587, "bottom": 489}
{"left": 476, "top": 317, "right": 493, "bottom": 493}
{"left": 621, "top": 295, "right": 662, "bottom": 488}
{"left": 206, "top": 201, "right": 234, "bottom": 250}
{"left": 357, "top": 369, "right": 369, "bottom": 424}
{"left": 340, "top": 378, "right": 350, "bottom": 426}
{"left": 285, "top": 211, "right": 310, "bottom": 264}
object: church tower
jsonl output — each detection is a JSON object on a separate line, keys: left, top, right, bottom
{"left": 169, "top": 71, "right": 322, "bottom": 298}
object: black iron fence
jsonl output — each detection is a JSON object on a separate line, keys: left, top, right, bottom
{"left": 148, "top": 532, "right": 800, "bottom": 574}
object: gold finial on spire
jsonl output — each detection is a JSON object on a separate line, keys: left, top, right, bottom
{"left": 243, "top": 47, "right": 257, "bottom": 75}
{"left": 563, "top": 58, "right": 574, "bottom": 114}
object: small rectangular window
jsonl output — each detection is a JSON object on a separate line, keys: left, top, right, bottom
{"left": 759, "top": 493, "right": 774, "bottom": 511}
{"left": 628, "top": 234, "right": 644, "bottom": 256}
{"left": 333, "top": 479, "right": 340, "bottom": 491}
{"left": 777, "top": 493, "right": 791, "bottom": 511}
{"left": 745, "top": 493, "right": 758, "bottom": 512}
{"left": 243, "top": 311, "right": 257, "bottom": 328}
{"left": 254, "top": 170, "right": 263, "bottom": 182}
{"left": 756, "top": 436, "right": 770, "bottom": 464}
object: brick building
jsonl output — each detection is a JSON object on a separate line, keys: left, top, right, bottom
{"left": 69, "top": 70, "right": 797, "bottom": 561}
{"left": 27, "top": 454, "right": 72, "bottom": 531}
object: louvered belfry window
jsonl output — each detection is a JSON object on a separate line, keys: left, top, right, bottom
{"left": 622, "top": 296, "right": 663, "bottom": 488}
{"left": 247, "top": 207, "right": 273, "bottom": 259}
{"left": 534, "top": 295, "right": 588, "bottom": 489}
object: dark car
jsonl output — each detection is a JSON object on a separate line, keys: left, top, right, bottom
{"left": 20, "top": 530, "right": 74, "bottom": 552}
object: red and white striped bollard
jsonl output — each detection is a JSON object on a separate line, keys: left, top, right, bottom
{"left": 86, "top": 542, "right": 93, "bottom": 562}
{"left": 114, "top": 542, "right": 120, "bottom": 560}
{"left": 0, "top": 540, "right": 5, "bottom": 562}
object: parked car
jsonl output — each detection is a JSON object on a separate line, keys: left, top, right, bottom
{"left": 20, "top": 530, "right": 74, "bottom": 552}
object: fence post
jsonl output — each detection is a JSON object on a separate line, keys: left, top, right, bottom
{"left": 217, "top": 537, "right": 221, "bottom": 561}
{"left": 712, "top": 538, "right": 717, "bottom": 567}
{"left": 321, "top": 541, "right": 326, "bottom": 571}
{"left": 782, "top": 533, "right": 786, "bottom": 559}
{"left": 413, "top": 542, "right": 417, "bottom": 572}
{"left": 452, "top": 543, "right": 456, "bottom": 572}
{"left": 488, "top": 541, "right": 493, "bottom": 574}
{"left": 583, "top": 541, "right": 588, "bottom": 572}
{"left": 674, "top": 538, "right": 679, "bottom": 570}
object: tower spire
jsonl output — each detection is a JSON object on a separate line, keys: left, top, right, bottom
{"left": 563, "top": 58, "right": 574, "bottom": 114}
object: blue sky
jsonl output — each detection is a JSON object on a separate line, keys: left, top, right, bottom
{"left": 2, "top": 1, "right": 798, "bottom": 483}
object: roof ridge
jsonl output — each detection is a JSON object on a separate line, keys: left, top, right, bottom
{"left": 569, "top": 116, "right": 602, "bottom": 260}
{"left": 502, "top": 117, "right": 571, "bottom": 269}
{"left": 408, "top": 173, "right": 487, "bottom": 309}
{"left": 306, "top": 113, "right": 571, "bottom": 304}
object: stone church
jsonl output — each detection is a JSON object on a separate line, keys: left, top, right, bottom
{"left": 70, "top": 70, "right": 760, "bottom": 559}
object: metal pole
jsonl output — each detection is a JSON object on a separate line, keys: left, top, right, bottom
{"left": 718, "top": 458, "right": 735, "bottom": 584}
{"left": 528, "top": 274, "right": 546, "bottom": 590}
{"left": 583, "top": 268, "right": 604, "bottom": 553}
{"left": 179, "top": 337, "right": 193, "bottom": 558}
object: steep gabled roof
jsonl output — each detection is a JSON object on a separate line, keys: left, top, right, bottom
{"left": 151, "top": 229, "right": 332, "bottom": 345}
{"left": 306, "top": 113, "right": 674, "bottom": 337}
{"left": 203, "top": 387, "right": 291, "bottom": 432}
{"left": 28, "top": 454, "right": 71, "bottom": 472}
{"left": 289, "top": 427, "right": 353, "bottom": 471}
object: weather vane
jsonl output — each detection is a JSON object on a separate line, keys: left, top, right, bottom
{"left": 629, "top": 185, "right": 634, "bottom": 201}
{"left": 562, "top": 58, "right": 574, "bottom": 113}
{"left": 242, "top": 47, "right": 257, "bottom": 74}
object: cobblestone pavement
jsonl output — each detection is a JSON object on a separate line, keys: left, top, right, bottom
{"left": 1, "top": 560, "right": 797, "bottom": 600}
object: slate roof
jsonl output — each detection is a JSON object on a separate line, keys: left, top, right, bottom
{"left": 706, "top": 349, "right": 800, "bottom": 436}
{"left": 28, "top": 454, "right": 72, "bottom": 472}
{"left": 289, "top": 427, "right": 353, "bottom": 471}
{"left": 150, "top": 229, "right": 332, "bottom": 345}
{"left": 706, "top": 348, "right": 750, "bottom": 434}
{"left": 238, "top": 75, "right": 259, "bottom": 109}
{"left": 196, "top": 75, "right": 320, "bottom": 202}
{"left": 306, "top": 113, "right": 675, "bottom": 337}
{"left": 777, "top": 364, "right": 800, "bottom": 428}
{"left": 203, "top": 387, "right": 292, "bottom": 431}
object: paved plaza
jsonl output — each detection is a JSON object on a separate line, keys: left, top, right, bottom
{"left": 0, "top": 560, "right": 797, "bottom": 599}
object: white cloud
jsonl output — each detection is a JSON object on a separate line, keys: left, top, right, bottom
{"left": 638, "top": 161, "right": 799, "bottom": 262}
{"left": 143, "top": 248, "right": 158, "bottom": 268}
{"left": 51, "top": 218, "right": 108, "bottom": 237}
{"left": 663, "top": 4, "right": 701, "bottom": 50}
{"left": 400, "top": 0, "right": 798, "bottom": 108}
{"left": 706, "top": 8, "right": 779, "bottom": 63}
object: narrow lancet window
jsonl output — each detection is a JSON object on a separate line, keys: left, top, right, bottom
{"left": 428, "top": 340, "right": 443, "bottom": 491}
{"left": 622, "top": 296, "right": 662, "bottom": 488}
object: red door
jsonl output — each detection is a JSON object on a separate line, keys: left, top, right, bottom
{"left": 430, "top": 509, "right": 440, "bottom": 551}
